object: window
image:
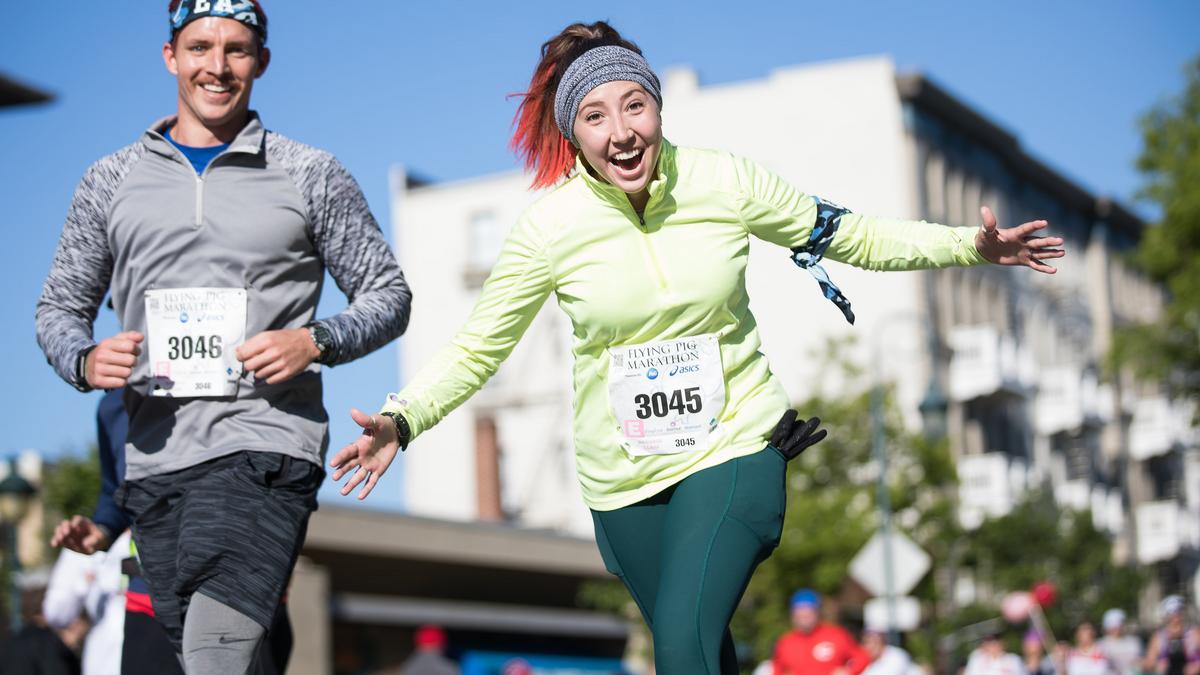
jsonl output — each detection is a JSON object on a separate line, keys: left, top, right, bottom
{"left": 964, "top": 395, "right": 1031, "bottom": 461}
{"left": 468, "top": 211, "right": 504, "bottom": 270}
{"left": 465, "top": 210, "right": 505, "bottom": 287}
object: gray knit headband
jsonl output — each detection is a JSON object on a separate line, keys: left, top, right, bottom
{"left": 554, "top": 45, "right": 663, "bottom": 145}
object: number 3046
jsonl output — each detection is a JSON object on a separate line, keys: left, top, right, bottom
{"left": 167, "top": 335, "right": 222, "bottom": 360}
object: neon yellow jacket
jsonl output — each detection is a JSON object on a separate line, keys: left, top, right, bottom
{"left": 382, "top": 140, "right": 986, "bottom": 510}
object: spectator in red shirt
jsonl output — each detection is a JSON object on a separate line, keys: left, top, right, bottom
{"left": 773, "top": 589, "right": 871, "bottom": 675}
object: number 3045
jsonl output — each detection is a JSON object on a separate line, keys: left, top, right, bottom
{"left": 633, "top": 387, "right": 702, "bottom": 419}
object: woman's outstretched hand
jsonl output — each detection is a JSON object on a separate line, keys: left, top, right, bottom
{"left": 330, "top": 408, "right": 400, "bottom": 500}
{"left": 974, "top": 206, "right": 1066, "bottom": 274}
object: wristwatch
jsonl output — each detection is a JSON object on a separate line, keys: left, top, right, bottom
{"left": 380, "top": 411, "right": 412, "bottom": 451}
{"left": 306, "top": 322, "right": 334, "bottom": 364}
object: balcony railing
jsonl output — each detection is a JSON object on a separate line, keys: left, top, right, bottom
{"left": 1135, "top": 500, "right": 1200, "bottom": 564}
{"left": 948, "top": 325, "right": 1036, "bottom": 402}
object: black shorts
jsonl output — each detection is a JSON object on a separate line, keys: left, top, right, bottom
{"left": 116, "top": 451, "right": 322, "bottom": 649}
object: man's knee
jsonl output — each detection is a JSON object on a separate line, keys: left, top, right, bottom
{"left": 182, "top": 593, "right": 266, "bottom": 675}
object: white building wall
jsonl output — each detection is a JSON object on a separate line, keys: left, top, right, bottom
{"left": 661, "top": 56, "right": 931, "bottom": 426}
{"left": 391, "top": 163, "right": 595, "bottom": 534}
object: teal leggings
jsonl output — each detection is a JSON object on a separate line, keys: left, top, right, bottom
{"left": 591, "top": 446, "right": 787, "bottom": 675}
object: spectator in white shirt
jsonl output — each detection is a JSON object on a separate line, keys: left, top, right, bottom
{"left": 1066, "top": 622, "right": 1116, "bottom": 675}
{"left": 964, "top": 633, "right": 1027, "bottom": 675}
{"left": 1099, "top": 609, "right": 1142, "bottom": 675}
{"left": 861, "top": 627, "right": 923, "bottom": 675}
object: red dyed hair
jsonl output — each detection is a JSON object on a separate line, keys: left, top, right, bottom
{"left": 510, "top": 22, "right": 645, "bottom": 189}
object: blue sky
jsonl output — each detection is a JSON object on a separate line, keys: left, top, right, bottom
{"left": 1, "top": 2, "right": 1196, "bottom": 513}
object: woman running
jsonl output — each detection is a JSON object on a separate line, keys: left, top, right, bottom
{"left": 331, "top": 21, "right": 1066, "bottom": 674}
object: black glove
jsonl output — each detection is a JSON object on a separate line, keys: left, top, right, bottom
{"left": 769, "top": 409, "right": 827, "bottom": 460}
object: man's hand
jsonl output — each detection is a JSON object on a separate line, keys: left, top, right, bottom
{"left": 329, "top": 408, "right": 401, "bottom": 500}
{"left": 770, "top": 409, "right": 828, "bottom": 460}
{"left": 86, "top": 331, "right": 144, "bottom": 389}
{"left": 50, "top": 516, "right": 110, "bottom": 555}
{"left": 237, "top": 328, "right": 320, "bottom": 385}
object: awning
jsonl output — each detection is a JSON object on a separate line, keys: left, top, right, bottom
{"left": 333, "top": 593, "right": 630, "bottom": 640}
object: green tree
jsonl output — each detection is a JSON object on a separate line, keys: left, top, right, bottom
{"left": 1112, "top": 55, "right": 1200, "bottom": 398}
{"left": 732, "top": 347, "right": 961, "bottom": 667}
{"left": 40, "top": 447, "right": 102, "bottom": 530}
{"left": 0, "top": 448, "right": 100, "bottom": 636}
{"left": 580, "top": 343, "right": 1144, "bottom": 672}
{"left": 961, "top": 490, "right": 1144, "bottom": 640}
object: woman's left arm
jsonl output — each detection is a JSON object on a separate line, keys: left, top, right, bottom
{"left": 825, "top": 205, "right": 1064, "bottom": 273}
{"left": 733, "top": 154, "right": 1065, "bottom": 273}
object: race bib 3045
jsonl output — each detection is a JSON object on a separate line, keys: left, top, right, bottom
{"left": 607, "top": 334, "right": 725, "bottom": 456}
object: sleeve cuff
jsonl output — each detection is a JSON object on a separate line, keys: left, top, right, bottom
{"left": 380, "top": 393, "right": 421, "bottom": 442}
{"left": 72, "top": 344, "right": 98, "bottom": 392}
{"left": 958, "top": 225, "right": 989, "bottom": 266}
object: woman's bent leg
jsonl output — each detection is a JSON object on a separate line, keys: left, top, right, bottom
{"left": 590, "top": 490, "right": 671, "bottom": 627}
{"left": 652, "top": 449, "right": 786, "bottom": 675}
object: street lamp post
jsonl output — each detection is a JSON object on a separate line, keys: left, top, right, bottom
{"left": 870, "top": 312, "right": 949, "bottom": 646}
{"left": 0, "top": 459, "right": 37, "bottom": 633}
{"left": 869, "top": 358, "right": 900, "bottom": 646}
{"left": 918, "top": 377, "right": 950, "bottom": 441}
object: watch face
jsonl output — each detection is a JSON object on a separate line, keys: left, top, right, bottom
{"left": 311, "top": 326, "right": 331, "bottom": 352}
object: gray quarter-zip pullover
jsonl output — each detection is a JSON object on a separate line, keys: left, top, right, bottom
{"left": 36, "top": 113, "right": 412, "bottom": 479}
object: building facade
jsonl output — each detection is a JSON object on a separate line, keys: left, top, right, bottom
{"left": 390, "top": 56, "right": 1196, "bottom": 620}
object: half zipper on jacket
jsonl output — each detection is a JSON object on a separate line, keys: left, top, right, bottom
{"left": 193, "top": 156, "right": 230, "bottom": 229}
{"left": 194, "top": 173, "right": 204, "bottom": 228}
{"left": 578, "top": 142, "right": 675, "bottom": 293}
{"left": 608, "top": 195, "right": 670, "bottom": 292}
{"left": 634, "top": 208, "right": 670, "bottom": 294}
{"left": 150, "top": 138, "right": 214, "bottom": 229}
{"left": 642, "top": 237, "right": 670, "bottom": 294}
{"left": 143, "top": 115, "right": 266, "bottom": 231}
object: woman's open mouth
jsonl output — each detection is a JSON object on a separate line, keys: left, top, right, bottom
{"left": 610, "top": 148, "right": 644, "bottom": 175}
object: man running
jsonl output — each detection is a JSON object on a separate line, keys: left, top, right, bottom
{"left": 35, "top": 2, "right": 411, "bottom": 673}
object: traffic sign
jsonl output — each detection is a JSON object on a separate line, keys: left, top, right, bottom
{"left": 864, "top": 596, "right": 921, "bottom": 631}
{"left": 849, "top": 530, "right": 931, "bottom": 597}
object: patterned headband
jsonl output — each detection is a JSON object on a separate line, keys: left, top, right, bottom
{"left": 171, "top": 0, "right": 267, "bottom": 44}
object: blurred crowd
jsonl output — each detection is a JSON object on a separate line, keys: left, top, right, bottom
{"left": 3, "top": 561, "right": 1199, "bottom": 675}
{"left": 760, "top": 590, "right": 1198, "bottom": 675}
